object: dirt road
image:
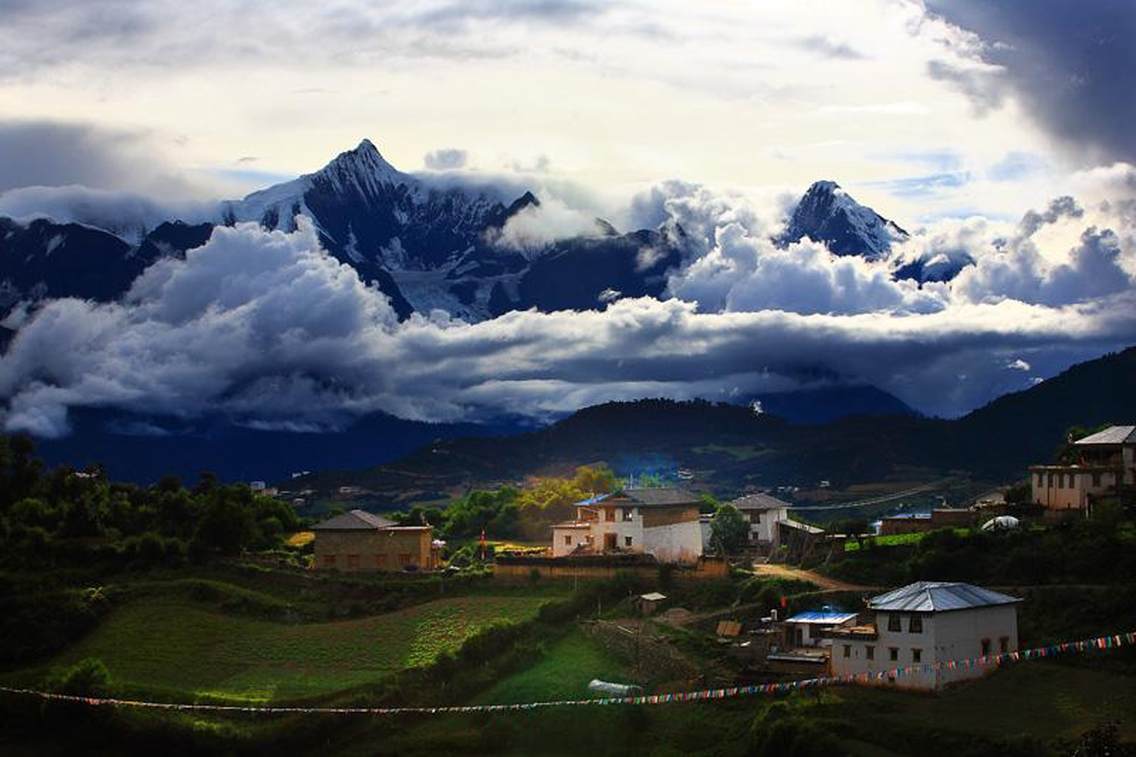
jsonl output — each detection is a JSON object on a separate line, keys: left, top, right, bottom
{"left": 753, "top": 563, "right": 876, "bottom": 592}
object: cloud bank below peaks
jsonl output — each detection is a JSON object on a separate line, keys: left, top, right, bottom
{"left": 2, "top": 213, "right": 1135, "bottom": 437}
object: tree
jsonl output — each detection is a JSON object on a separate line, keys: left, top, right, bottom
{"left": 573, "top": 464, "right": 618, "bottom": 496}
{"left": 710, "top": 503, "right": 749, "bottom": 556}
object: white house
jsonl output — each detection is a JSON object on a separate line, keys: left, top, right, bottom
{"left": 551, "top": 488, "right": 703, "bottom": 564}
{"left": 729, "top": 492, "right": 792, "bottom": 545}
{"left": 830, "top": 581, "right": 1021, "bottom": 691}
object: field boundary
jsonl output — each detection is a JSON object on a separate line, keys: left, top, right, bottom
{"left": 3, "top": 630, "right": 1131, "bottom": 717}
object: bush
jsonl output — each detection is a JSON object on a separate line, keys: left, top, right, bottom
{"left": 48, "top": 657, "right": 112, "bottom": 697}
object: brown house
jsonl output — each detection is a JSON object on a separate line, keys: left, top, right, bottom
{"left": 311, "top": 509, "right": 439, "bottom": 572}
{"left": 1029, "top": 425, "right": 1135, "bottom": 514}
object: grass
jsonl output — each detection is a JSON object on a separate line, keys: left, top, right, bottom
{"left": 472, "top": 630, "right": 629, "bottom": 704}
{"left": 844, "top": 528, "right": 972, "bottom": 552}
{"left": 30, "top": 594, "right": 551, "bottom": 703}
{"left": 833, "top": 658, "right": 1136, "bottom": 744}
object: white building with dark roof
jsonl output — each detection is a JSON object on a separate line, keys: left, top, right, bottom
{"left": 830, "top": 581, "right": 1021, "bottom": 690}
{"left": 551, "top": 488, "right": 703, "bottom": 564}
{"left": 728, "top": 492, "right": 792, "bottom": 545}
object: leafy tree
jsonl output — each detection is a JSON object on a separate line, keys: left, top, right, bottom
{"left": 710, "top": 503, "right": 749, "bottom": 556}
{"left": 698, "top": 493, "right": 720, "bottom": 514}
{"left": 573, "top": 464, "right": 618, "bottom": 496}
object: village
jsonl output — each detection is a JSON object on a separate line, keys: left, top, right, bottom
{"left": 301, "top": 424, "right": 1136, "bottom": 693}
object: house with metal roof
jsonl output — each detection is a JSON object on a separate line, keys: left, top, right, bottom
{"left": 727, "top": 492, "right": 792, "bottom": 546}
{"left": 783, "top": 609, "right": 859, "bottom": 648}
{"left": 1029, "top": 424, "right": 1135, "bottom": 514}
{"left": 551, "top": 488, "right": 703, "bottom": 564}
{"left": 830, "top": 581, "right": 1021, "bottom": 690}
{"left": 311, "top": 509, "right": 439, "bottom": 572}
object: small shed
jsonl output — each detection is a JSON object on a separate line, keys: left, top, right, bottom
{"left": 783, "top": 609, "right": 858, "bottom": 648}
{"left": 637, "top": 592, "right": 667, "bottom": 615}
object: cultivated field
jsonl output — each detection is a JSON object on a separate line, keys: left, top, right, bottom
{"left": 33, "top": 594, "right": 551, "bottom": 702}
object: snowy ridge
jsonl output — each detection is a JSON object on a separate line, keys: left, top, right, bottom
{"left": 782, "top": 180, "right": 908, "bottom": 261}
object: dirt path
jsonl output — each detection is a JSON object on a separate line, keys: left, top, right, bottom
{"left": 753, "top": 563, "right": 875, "bottom": 592}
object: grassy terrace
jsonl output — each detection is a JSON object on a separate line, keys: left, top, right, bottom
{"left": 19, "top": 594, "right": 552, "bottom": 703}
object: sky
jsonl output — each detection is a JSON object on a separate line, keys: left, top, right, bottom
{"left": 0, "top": 0, "right": 1134, "bottom": 435}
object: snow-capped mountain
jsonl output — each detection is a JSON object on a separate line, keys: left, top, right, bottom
{"left": 221, "top": 139, "right": 684, "bottom": 320}
{"left": 781, "top": 180, "right": 909, "bottom": 260}
{"left": 0, "top": 142, "right": 972, "bottom": 334}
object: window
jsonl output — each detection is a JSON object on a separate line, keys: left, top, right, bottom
{"left": 912, "top": 648, "right": 922, "bottom": 663}
{"left": 842, "top": 645, "right": 851, "bottom": 658}
{"left": 374, "top": 554, "right": 386, "bottom": 567}
{"left": 322, "top": 554, "right": 337, "bottom": 567}
{"left": 1048, "top": 472, "right": 1055, "bottom": 487}
{"left": 346, "top": 554, "right": 360, "bottom": 569}
{"left": 398, "top": 553, "right": 412, "bottom": 565}
{"left": 1066, "top": 473, "right": 1073, "bottom": 488}
{"left": 623, "top": 508, "right": 634, "bottom": 522}
{"left": 908, "top": 615, "right": 923, "bottom": 633}
{"left": 624, "top": 536, "right": 633, "bottom": 547}
{"left": 999, "top": 636, "right": 1009, "bottom": 653}
{"left": 889, "top": 647, "right": 898, "bottom": 661}
{"left": 887, "top": 614, "right": 901, "bottom": 632}
{"left": 981, "top": 638, "right": 991, "bottom": 656}
{"left": 605, "top": 508, "right": 615, "bottom": 522}
{"left": 866, "top": 646, "right": 875, "bottom": 661}
{"left": 563, "top": 535, "right": 573, "bottom": 545}
{"left": 586, "top": 535, "right": 594, "bottom": 544}
{"left": 1035, "top": 473, "right": 1042, "bottom": 487}
{"left": 1093, "top": 472, "right": 1102, "bottom": 487}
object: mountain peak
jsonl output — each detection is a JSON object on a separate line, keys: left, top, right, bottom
{"left": 319, "top": 138, "right": 405, "bottom": 188}
{"left": 782, "top": 179, "right": 907, "bottom": 260}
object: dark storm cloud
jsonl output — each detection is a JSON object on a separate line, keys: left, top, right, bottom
{"left": 926, "top": 0, "right": 1136, "bottom": 163}
{"left": 0, "top": 120, "right": 172, "bottom": 193}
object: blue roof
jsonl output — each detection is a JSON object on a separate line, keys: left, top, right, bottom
{"left": 785, "top": 611, "right": 858, "bottom": 624}
{"left": 574, "top": 493, "right": 613, "bottom": 507}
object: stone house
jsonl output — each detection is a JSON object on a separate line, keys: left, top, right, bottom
{"left": 311, "top": 509, "right": 439, "bottom": 572}
{"left": 551, "top": 488, "right": 703, "bottom": 564}
{"left": 830, "top": 581, "right": 1021, "bottom": 690}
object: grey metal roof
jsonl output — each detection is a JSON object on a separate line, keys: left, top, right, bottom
{"left": 729, "top": 492, "right": 792, "bottom": 511}
{"left": 611, "top": 488, "right": 702, "bottom": 507}
{"left": 868, "top": 582, "right": 1020, "bottom": 613}
{"left": 1073, "top": 425, "right": 1136, "bottom": 445}
{"left": 311, "top": 509, "right": 398, "bottom": 531}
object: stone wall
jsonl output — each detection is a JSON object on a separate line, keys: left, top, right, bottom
{"left": 494, "top": 554, "right": 729, "bottom": 582}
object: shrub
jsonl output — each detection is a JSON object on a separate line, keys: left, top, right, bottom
{"left": 48, "top": 657, "right": 112, "bottom": 697}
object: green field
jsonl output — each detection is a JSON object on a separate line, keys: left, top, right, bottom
{"left": 33, "top": 595, "right": 550, "bottom": 703}
{"left": 473, "top": 630, "right": 629, "bottom": 704}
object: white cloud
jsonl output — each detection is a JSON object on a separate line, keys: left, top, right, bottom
{"left": 488, "top": 196, "right": 600, "bottom": 255}
{"left": 2, "top": 219, "right": 1134, "bottom": 437}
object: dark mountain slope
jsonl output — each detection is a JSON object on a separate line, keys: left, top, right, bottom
{"left": 299, "top": 347, "right": 1136, "bottom": 497}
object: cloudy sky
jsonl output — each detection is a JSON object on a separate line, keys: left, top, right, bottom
{"left": 1, "top": 0, "right": 1134, "bottom": 435}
